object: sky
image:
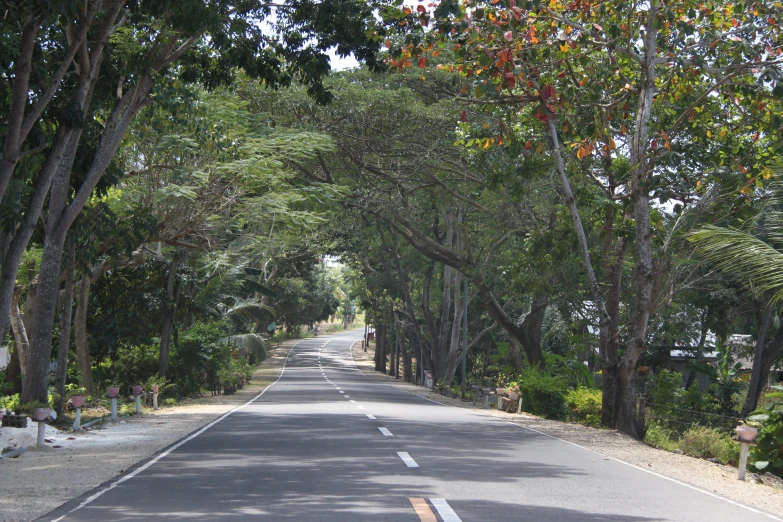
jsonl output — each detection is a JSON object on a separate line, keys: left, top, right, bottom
{"left": 328, "top": 47, "right": 361, "bottom": 71}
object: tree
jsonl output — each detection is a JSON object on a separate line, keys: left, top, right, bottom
{"left": 3, "top": 0, "right": 388, "bottom": 402}
{"left": 387, "top": 0, "right": 783, "bottom": 437}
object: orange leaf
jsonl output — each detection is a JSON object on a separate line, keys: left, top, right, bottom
{"left": 385, "top": 39, "right": 391, "bottom": 49}
{"left": 418, "top": 57, "right": 426, "bottom": 68}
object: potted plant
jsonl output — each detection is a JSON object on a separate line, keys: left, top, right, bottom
{"left": 21, "top": 400, "right": 51, "bottom": 421}
{"left": 131, "top": 384, "right": 143, "bottom": 395}
{"left": 67, "top": 387, "right": 88, "bottom": 408}
{"left": 107, "top": 382, "right": 120, "bottom": 398}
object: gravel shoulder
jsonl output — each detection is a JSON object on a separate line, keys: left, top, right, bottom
{"left": 0, "top": 340, "right": 297, "bottom": 522}
{"left": 350, "top": 341, "right": 783, "bottom": 517}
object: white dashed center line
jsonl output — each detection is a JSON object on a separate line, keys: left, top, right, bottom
{"left": 349, "top": 400, "right": 356, "bottom": 403}
{"left": 378, "top": 427, "right": 393, "bottom": 436}
{"left": 366, "top": 414, "right": 376, "bottom": 420}
{"left": 397, "top": 452, "right": 419, "bottom": 468}
{"left": 430, "top": 499, "right": 462, "bottom": 521}
{"left": 356, "top": 406, "right": 365, "bottom": 410}
{"left": 339, "top": 391, "right": 345, "bottom": 394}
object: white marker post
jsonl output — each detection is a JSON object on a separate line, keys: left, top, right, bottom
{"left": 738, "top": 442, "right": 751, "bottom": 481}
{"left": 111, "top": 398, "right": 117, "bottom": 421}
{"left": 153, "top": 393, "right": 159, "bottom": 410}
{"left": 734, "top": 426, "right": 758, "bottom": 481}
{"left": 36, "top": 421, "right": 46, "bottom": 447}
{"left": 73, "top": 407, "right": 81, "bottom": 430}
{"left": 135, "top": 393, "right": 142, "bottom": 414}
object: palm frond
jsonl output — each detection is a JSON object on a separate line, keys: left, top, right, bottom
{"left": 228, "top": 333, "right": 268, "bottom": 362}
{"left": 689, "top": 225, "right": 783, "bottom": 302}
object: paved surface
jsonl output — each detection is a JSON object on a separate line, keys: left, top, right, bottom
{"left": 44, "top": 332, "right": 781, "bottom": 521}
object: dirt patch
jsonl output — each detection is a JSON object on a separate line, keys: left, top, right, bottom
{"left": 351, "top": 341, "right": 783, "bottom": 517}
{"left": 0, "top": 341, "right": 295, "bottom": 522}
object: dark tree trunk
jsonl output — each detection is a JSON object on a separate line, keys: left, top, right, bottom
{"left": 74, "top": 276, "right": 94, "bottom": 394}
{"left": 741, "top": 303, "right": 775, "bottom": 417}
{"left": 55, "top": 241, "right": 76, "bottom": 414}
{"left": 159, "top": 248, "right": 185, "bottom": 377}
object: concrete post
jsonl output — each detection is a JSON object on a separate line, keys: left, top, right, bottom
{"left": 153, "top": 393, "right": 159, "bottom": 410}
{"left": 497, "top": 395, "right": 504, "bottom": 409}
{"left": 135, "top": 394, "right": 142, "bottom": 414}
{"left": 73, "top": 407, "right": 81, "bottom": 430}
{"left": 517, "top": 397, "right": 523, "bottom": 414}
{"left": 36, "top": 421, "right": 46, "bottom": 447}
{"left": 111, "top": 397, "right": 117, "bottom": 421}
{"left": 738, "top": 442, "right": 750, "bottom": 480}
{"left": 482, "top": 393, "right": 489, "bottom": 409}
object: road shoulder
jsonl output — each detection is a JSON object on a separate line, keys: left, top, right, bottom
{"left": 0, "top": 340, "right": 297, "bottom": 522}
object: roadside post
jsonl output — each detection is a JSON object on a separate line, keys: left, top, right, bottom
{"left": 734, "top": 425, "right": 759, "bottom": 481}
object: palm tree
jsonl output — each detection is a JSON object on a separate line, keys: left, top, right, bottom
{"left": 689, "top": 175, "right": 783, "bottom": 416}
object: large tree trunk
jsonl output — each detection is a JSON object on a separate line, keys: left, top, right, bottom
{"left": 391, "top": 230, "right": 432, "bottom": 378}
{"left": 55, "top": 242, "right": 77, "bottom": 414}
{"left": 22, "top": 232, "right": 68, "bottom": 403}
{"left": 10, "top": 286, "right": 29, "bottom": 379}
{"left": 616, "top": 4, "right": 661, "bottom": 438}
{"left": 741, "top": 303, "right": 775, "bottom": 417}
{"left": 601, "top": 235, "right": 627, "bottom": 427}
{"left": 443, "top": 268, "right": 464, "bottom": 385}
{"left": 375, "top": 322, "right": 387, "bottom": 373}
{"left": 74, "top": 275, "right": 94, "bottom": 395}
{"left": 159, "top": 248, "right": 185, "bottom": 377}
{"left": 435, "top": 214, "right": 456, "bottom": 382}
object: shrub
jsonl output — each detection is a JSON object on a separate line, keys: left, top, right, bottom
{"left": 679, "top": 426, "right": 739, "bottom": 464}
{"left": 0, "top": 393, "right": 21, "bottom": 412}
{"left": 566, "top": 387, "right": 602, "bottom": 427}
{"left": 644, "top": 424, "right": 680, "bottom": 452}
{"left": 512, "top": 368, "right": 568, "bottom": 420}
{"left": 749, "top": 386, "right": 783, "bottom": 477}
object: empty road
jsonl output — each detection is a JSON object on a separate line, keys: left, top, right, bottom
{"left": 44, "top": 331, "right": 781, "bottom": 521}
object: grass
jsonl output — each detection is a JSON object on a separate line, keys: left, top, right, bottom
{"left": 644, "top": 424, "right": 740, "bottom": 465}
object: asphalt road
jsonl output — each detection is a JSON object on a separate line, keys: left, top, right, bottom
{"left": 44, "top": 331, "right": 781, "bottom": 521}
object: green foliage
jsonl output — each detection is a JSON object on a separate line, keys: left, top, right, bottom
{"left": 749, "top": 387, "right": 783, "bottom": 477}
{"left": 649, "top": 370, "right": 683, "bottom": 411}
{"left": 18, "top": 400, "right": 50, "bottom": 413}
{"left": 566, "top": 387, "right": 602, "bottom": 427}
{"left": 170, "top": 321, "right": 233, "bottom": 398}
{"left": 510, "top": 368, "right": 568, "bottom": 421}
{"left": 644, "top": 424, "right": 739, "bottom": 465}
{"left": 679, "top": 426, "right": 739, "bottom": 465}
{"left": 644, "top": 425, "right": 680, "bottom": 453}
{"left": 0, "top": 393, "right": 21, "bottom": 412}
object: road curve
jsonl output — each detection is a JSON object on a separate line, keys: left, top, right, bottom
{"left": 43, "top": 331, "right": 781, "bottom": 521}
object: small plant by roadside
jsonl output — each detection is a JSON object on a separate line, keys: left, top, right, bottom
{"left": 679, "top": 426, "right": 739, "bottom": 464}
{"left": 566, "top": 387, "right": 602, "bottom": 427}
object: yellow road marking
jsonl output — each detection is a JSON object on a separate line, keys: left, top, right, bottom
{"left": 409, "top": 497, "right": 437, "bottom": 522}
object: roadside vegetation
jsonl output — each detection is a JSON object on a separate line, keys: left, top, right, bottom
{"left": 1, "top": 0, "right": 782, "bottom": 481}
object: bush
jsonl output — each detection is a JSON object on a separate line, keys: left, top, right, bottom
{"left": 566, "top": 387, "right": 602, "bottom": 427}
{"left": 750, "top": 386, "right": 783, "bottom": 477}
{"left": 644, "top": 424, "right": 680, "bottom": 452}
{"left": 170, "top": 320, "right": 233, "bottom": 397}
{"left": 511, "top": 368, "right": 568, "bottom": 421}
{"left": 679, "top": 426, "right": 739, "bottom": 464}
{"left": 0, "top": 393, "right": 20, "bottom": 412}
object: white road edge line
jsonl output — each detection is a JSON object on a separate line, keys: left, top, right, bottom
{"left": 397, "top": 451, "right": 419, "bottom": 468}
{"left": 379, "top": 427, "right": 393, "bottom": 436}
{"left": 366, "top": 414, "right": 377, "bottom": 420}
{"left": 348, "top": 340, "right": 783, "bottom": 522}
{"left": 349, "top": 400, "right": 356, "bottom": 403}
{"left": 430, "top": 499, "right": 462, "bottom": 522}
{"left": 50, "top": 339, "right": 305, "bottom": 522}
